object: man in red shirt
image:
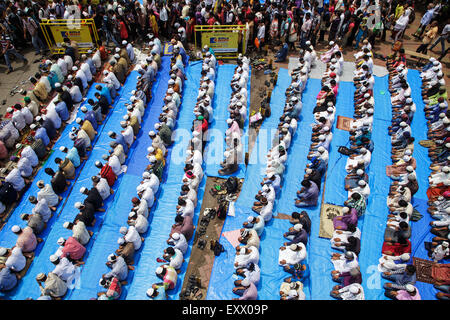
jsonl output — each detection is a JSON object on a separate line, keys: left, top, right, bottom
{"left": 59, "top": 236, "right": 86, "bottom": 263}
{"left": 95, "top": 161, "right": 117, "bottom": 187}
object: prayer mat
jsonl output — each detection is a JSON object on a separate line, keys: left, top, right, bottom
{"left": 319, "top": 203, "right": 343, "bottom": 239}
{"left": 386, "top": 164, "right": 407, "bottom": 177}
{"left": 413, "top": 257, "right": 435, "bottom": 284}
{"left": 222, "top": 229, "right": 241, "bottom": 248}
{"left": 432, "top": 263, "right": 450, "bottom": 286}
{"left": 274, "top": 213, "right": 291, "bottom": 220}
{"left": 419, "top": 140, "right": 436, "bottom": 148}
{"left": 336, "top": 116, "right": 354, "bottom": 131}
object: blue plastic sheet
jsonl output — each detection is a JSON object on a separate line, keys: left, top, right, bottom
{"left": 2, "top": 72, "right": 140, "bottom": 300}
{"left": 67, "top": 57, "right": 173, "bottom": 300}
{"left": 125, "top": 61, "right": 205, "bottom": 300}
{"left": 204, "top": 65, "right": 251, "bottom": 179}
{"left": 206, "top": 68, "right": 293, "bottom": 300}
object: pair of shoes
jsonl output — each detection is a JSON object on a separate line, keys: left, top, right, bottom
{"left": 197, "top": 238, "right": 206, "bottom": 249}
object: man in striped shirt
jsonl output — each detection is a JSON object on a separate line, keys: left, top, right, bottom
{"left": 1, "top": 30, "right": 28, "bottom": 74}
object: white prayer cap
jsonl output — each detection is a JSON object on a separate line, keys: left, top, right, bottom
{"left": 74, "top": 202, "right": 83, "bottom": 209}
{"left": 95, "top": 161, "right": 102, "bottom": 168}
{"left": 123, "top": 114, "right": 130, "bottom": 121}
{"left": 349, "top": 285, "right": 359, "bottom": 294}
{"left": 120, "top": 121, "right": 127, "bottom": 128}
{"left": 76, "top": 117, "right": 82, "bottom": 124}
{"left": 115, "top": 47, "right": 121, "bottom": 53}
{"left": 329, "top": 41, "right": 335, "bottom": 46}
{"left": 35, "top": 116, "right": 42, "bottom": 122}
{"left": 130, "top": 96, "right": 136, "bottom": 102}
{"left": 11, "top": 225, "right": 21, "bottom": 233}
{"left": 408, "top": 173, "right": 416, "bottom": 181}
{"left": 50, "top": 254, "right": 59, "bottom": 263}
{"left": 118, "top": 237, "right": 125, "bottom": 245}
{"left": 37, "top": 180, "right": 45, "bottom": 188}
{"left": 172, "top": 233, "right": 180, "bottom": 240}
{"left": 405, "top": 98, "right": 413, "bottom": 104}
{"left": 443, "top": 166, "right": 450, "bottom": 173}
{"left": 122, "top": 40, "right": 127, "bottom": 45}
{"left": 166, "top": 95, "right": 172, "bottom": 101}
{"left": 240, "top": 247, "right": 246, "bottom": 255}
{"left": 400, "top": 253, "right": 410, "bottom": 261}
{"left": 404, "top": 149, "right": 412, "bottom": 156}
{"left": 327, "top": 107, "right": 334, "bottom": 113}
{"left": 433, "top": 61, "right": 440, "bottom": 66}
{"left": 241, "top": 278, "right": 250, "bottom": 286}
{"left": 119, "top": 226, "right": 128, "bottom": 235}
{"left": 143, "top": 171, "right": 151, "bottom": 179}
{"left": 55, "top": 82, "right": 61, "bottom": 88}
{"left": 227, "top": 118, "right": 233, "bottom": 125}
{"left": 168, "top": 88, "right": 174, "bottom": 94}
{"left": 357, "top": 169, "right": 364, "bottom": 176}
{"left": 405, "top": 284, "right": 415, "bottom": 293}
{"left": 430, "top": 57, "right": 436, "bottom": 62}
{"left": 149, "top": 156, "right": 156, "bottom": 163}
{"left": 443, "top": 241, "right": 449, "bottom": 247}
{"left": 156, "top": 266, "right": 163, "bottom": 275}
{"left": 406, "top": 166, "right": 414, "bottom": 172}
{"left": 30, "top": 124, "right": 37, "bottom": 130}
{"left": 360, "top": 147, "right": 367, "bottom": 154}
{"left": 72, "top": 66, "right": 78, "bottom": 71}
{"left": 103, "top": 70, "right": 109, "bottom": 76}
{"left": 108, "top": 253, "right": 116, "bottom": 262}
{"left": 0, "top": 247, "right": 7, "bottom": 256}
{"left": 127, "top": 105, "right": 133, "bottom": 111}
{"left": 289, "top": 244, "right": 298, "bottom": 251}
{"left": 318, "top": 135, "right": 325, "bottom": 141}
{"left": 288, "top": 290, "right": 298, "bottom": 297}
{"left": 15, "top": 143, "right": 22, "bottom": 149}
{"left": 342, "top": 207, "right": 349, "bottom": 214}
{"left": 146, "top": 288, "right": 155, "bottom": 297}
{"left": 114, "top": 54, "right": 120, "bottom": 59}
{"left": 147, "top": 146, "right": 155, "bottom": 153}
{"left": 364, "top": 93, "right": 370, "bottom": 98}
{"left": 318, "top": 146, "right": 325, "bottom": 153}
{"left": 81, "top": 106, "right": 88, "bottom": 113}
{"left": 87, "top": 49, "right": 92, "bottom": 54}
{"left": 294, "top": 223, "right": 303, "bottom": 231}
{"left": 57, "top": 237, "right": 65, "bottom": 245}
{"left": 168, "top": 79, "right": 175, "bottom": 85}
{"left": 399, "top": 121, "right": 407, "bottom": 127}
{"left": 247, "top": 216, "right": 254, "bottom": 223}
{"left": 128, "top": 211, "right": 137, "bottom": 219}
{"left": 358, "top": 180, "right": 366, "bottom": 187}
{"left": 63, "top": 221, "right": 71, "bottom": 229}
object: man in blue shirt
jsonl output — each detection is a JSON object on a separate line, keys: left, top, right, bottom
{"left": 55, "top": 100, "right": 69, "bottom": 122}
{"left": 0, "top": 267, "right": 18, "bottom": 292}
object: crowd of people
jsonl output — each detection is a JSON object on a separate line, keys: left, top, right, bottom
{"left": 373, "top": 47, "right": 420, "bottom": 300}
{"left": 97, "top": 39, "right": 188, "bottom": 300}
{"left": 219, "top": 54, "right": 249, "bottom": 176}
{"left": 0, "top": 37, "right": 137, "bottom": 294}
{"left": 329, "top": 40, "right": 373, "bottom": 300}
{"left": 145, "top": 46, "right": 217, "bottom": 300}
{"left": 229, "top": 40, "right": 314, "bottom": 300}
{"left": 420, "top": 57, "right": 450, "bottom": 300}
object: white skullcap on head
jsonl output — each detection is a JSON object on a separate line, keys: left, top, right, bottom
{"left": 142, "top": 171, "right": 151, "bottom": 179}
{"left": 68, "top": 75, "right": 73, "bottom": 80}
{"left": 288, "top": 290, "right": 298, "bottom": 297}
{"left": 405, "top": 284, "right": 415, "bottom": 293}
{"left": 241, "top": 278, "right": 250, "bottom": 286}
{"left": 57, "top": 237, "right": 65, "bottom": 245}
{"left": 103, "top": 70, "right": 109, "bottom": 76}
{"left": 50, "top": 254, "right": 59, "bottom": 263}
{"left": 74, "top": 202, "right": 83, "bottom": 209}
{"left": 289, "top": 244, "right": 298, "bottom": 251}
{"left": 442, "top": 166, "right": 450, "bottom": 173}
{"left": 404, "top": 149, "right": 412, "bottom": 155}
{"left": 114, "top": 54, "right": 120, "bottom": 59}
{"left": 63, "top": 221, "right": 71, "bottom": 229}
{"left": 294, "top": 223, "right": 303, "bottom": 231}
{"left": 329, "top": 41, "right": 335, "bottom": 45}
{"left": 358, "top": 180, "right": 366, "bottom": 186}
{"left": 107, "top": 253, "right": 116, "bottom": 262}
{"left": 247, "top": 216, "right": 254, "bottom": 223}
{"left": 149, "top": 130, "right": 156, "bottom": 137}
{"left": 403, "top": 155, "right": 410, "bottom": 162}
{"left": 318, "top": 146, "right": 325, "bottom": 153}
{"left": 149, "top": 156, "right": 156, "bottom": 163}
{"left": 240, "top": 247, "right": 246, "bottom": 255}
{"left": 122, "top": 40, "right": 127, "bottom": 45}
{"left": 400, "top": 253, "right": 410, "bottom": 261}
{"left": 319, "top": 135, "right": 325, "bottom": 141}
{"left": 349, "top": 285, "right": 359, "bottom": 294}
{"left": 11, "top": 225, "right": 20, "bottom": 233}
{"left": 119, "top": 226, "right": 128, "bottom": 235}
{"left": 172, "top": 233, "right": 180, "bottom": 240}
{"left": 357, "top": 169, "right": 364, "bottom": 176}
{"left": 443, "top": 241, "right": 449, "bottom": 247}
{"left": 117, "top": 238, "right": 124, "bottom": 246}
{"left": 155, "top": 266, "right": 163, "bottom": 275}
{"left": 400, "top": 121, "right": 407, "bottom": 127}
{"left": 364, "top": 93, "right": 370, "bottom": 98}
{"left": 55, "top": 82, "right": 61, "bottom": 88}
{"left": 146, "top": 288, "right": 155, "bottom": 297}
{"left": 406, "top": 166, "right": 414, "bottom": 172}
{"left": 0, "top": 247, "right": 7, "bottom": 256}
{"left": 342, "top": 207, "right": 349, "bottom": 214}
{"left": 72, "top": 66, "right": 78, "bottom": 71}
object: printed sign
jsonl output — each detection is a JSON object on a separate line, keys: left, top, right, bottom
{"left": 201, "top": 31, "right": 239, "bottom": 53}
{"left": 319, "top": 203, "right": 343, "bottom": 239}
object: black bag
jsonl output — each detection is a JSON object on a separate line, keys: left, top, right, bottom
{"left": 338, "top": 146, "right": 355, "bottom": 156}
{"left": 225, "top": 177, "right": 239, "bottom": 194}
{"left": 217, "top": 202, "right": 227, "bottom": 220}
{"left": 211, "top": 240, "right": 225, "bottom": 256}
